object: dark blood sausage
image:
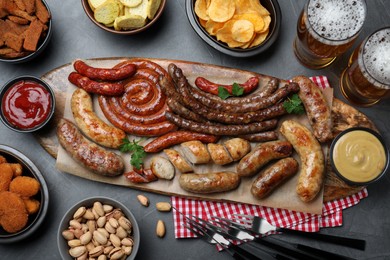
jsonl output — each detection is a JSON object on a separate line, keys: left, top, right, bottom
{"left": 179, "top": 172, "right": 241, "bottom": 194}
{"left": 238, "top": 131, "right": 279, "bottom": 142}
{"left": 56, "top": 118, "right": 124, "bottom": 177}
{"left": 165, "top": 112, "right": 278, "bottom": 136}
{"left": 292, "top": 75, "right": 333, "bottom": 143}
{"left": 251, "top": 158, "right": 299, "bottom": 199}
{"left": 68, "top": 72, "right": 125, "bottom": 96}
{"left": 73, "top": 60, "right": 136, "bottom": 81}
{"left": 144, "top": 131, "right": 219, "bottom": 153}
{"left": 194, "top": 76, "right": 259, "bottom": 95}
{"left": 189, "top": 80, "right": 299, "bottom": 113}
{"left": 97, "top": 59, "right": 177, "bottom": 137}
{"left": 237, "top": 140, "right": 293, "bottom": 177}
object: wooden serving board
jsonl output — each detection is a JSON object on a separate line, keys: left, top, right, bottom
{"left": 34, "top": 58, "right": 373, "bottom": 212}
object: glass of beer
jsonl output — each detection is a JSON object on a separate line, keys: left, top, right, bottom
{"left": 294, "top": 0, "right": 367, "bottom": 69}
{"left": 340, "top": 27, "right": 390, "bottom": 106}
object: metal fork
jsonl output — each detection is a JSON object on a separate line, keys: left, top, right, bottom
{"left": 232, "top": 214, "right": 366, "bottom": 250}
{"left": 181, "top": 213, "right": 263, "bottom": 260}
{"left": 211, "top": 216, "right": 356, "bottom": 260}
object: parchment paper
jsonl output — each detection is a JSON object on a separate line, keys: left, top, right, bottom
{"left": 55, "top": 58, "right": 333, "bottom": 214}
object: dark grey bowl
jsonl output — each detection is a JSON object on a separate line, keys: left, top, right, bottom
{"left": 57, "top": 197, "right": 140, "bottom": 260}
{"left": 186, "top": 0, "right": 281, "bottom": 57}
{"left": 330, "top": 127, "right": 389, "bottom": 186}
{"left": 0, "top": 145, "right": 49, "bottom": 244}
{"left": 0, "top": 0, "right": 52, "bottom": 64}
{"left": 0, "top": 76, "right": 56, "bottom": 133}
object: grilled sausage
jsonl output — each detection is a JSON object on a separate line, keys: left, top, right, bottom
{"left": 144, "top": 131, "right": 219, "bottom": 153}
{"left": 68, "top": 72, "right": 124, "bottom": 96}
{"left": 280, "top": 120, "right": 325, "bottom": 202}
{"left": 251, "top": 158, "right": 299, "bottom": 199}
{"left": 237, "top": 140, "right": 293, "bottom": 177}
{"left": 163, "top": 149, "right": 193, "bottom": 173}
{"left": 57, "top": 118, "right": 124, "bottom": 176}
{"left": 73, "top": 60, "right": 136, "bottom": 81}
{"left": 194, "top": 76, "right": 259, "bottom": 95}
{"left": 238, "top": 131, "right": 278, "bottom": 142}
{"left": 292, "top": 76, "right": 333, "bottom": 143}
{"left": 207, "top": 143, "right": 233, "bottom": 165}
{"left": 179, "top": 172, "right": 240, "bottom": 194}
{"left": 181, "top": 140, "right": 211, "bottom": 164}
{"left": 71, "top": 88, "right": 126, "bottom": 149}
{"left": 223, "top": 138, "right": 251, "bottom": 161}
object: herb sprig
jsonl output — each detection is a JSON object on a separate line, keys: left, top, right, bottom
{"left": 119, "top": 139, "right": 146, "bottom": 170}
{"left": 283, "top": 94, "right": 305, "bottom": 114}
{"left": 218, "top": 83, "right": 244, "bottom": 100}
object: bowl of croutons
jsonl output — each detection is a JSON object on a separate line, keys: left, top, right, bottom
{"left": 81, "top": 0, "right": 166, "bottom": 35}
{"left": 0, "top": 0, "right": 52, "bottom": 63}
{"left": 186, "top": 0, "right": 281, "bottom": 57}
{"left": 0, "top": 145, "right": 49, "bottom": 243}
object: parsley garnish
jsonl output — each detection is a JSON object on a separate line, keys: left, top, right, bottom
{"left": 218, "top": 83, "right": 244, "bottom": 100}
{"left": 283, "top": 94, "right": 305, "bottom": 114}
{"left": 119, "top": 139, "right": 146, "bottom": 170}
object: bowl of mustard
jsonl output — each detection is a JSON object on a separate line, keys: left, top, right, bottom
{"left": 330, "top": 127, "right": 389, "bottom": 186}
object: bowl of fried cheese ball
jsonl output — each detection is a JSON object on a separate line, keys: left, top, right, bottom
{"left": 0, "top": 145, "right": 49, "bottom": 243}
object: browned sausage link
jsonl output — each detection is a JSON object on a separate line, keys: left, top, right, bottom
{"left": 292, "top": 75, "right": 333, "bottom": 143}
{"left": 68, "top": 72, "right": 125, "bottom": 96}
{"left": 144, "top": 131, "right": 220, "bottom": 153}
{"left": 251, "top": 158, "right": 299, "bottom": 199}
{"left": 237, "top": 140, "right": 293, "bottom": 177}
{"left": 56, "top": 118, "right": 124, "bottom": 176}
{"left": 165, "top": 112, "right": 277, "bottom": 136}
{"left": 73, "top": 60, "right": 136, "bottom": 81}
{"left": 103, "top": 96, "right": 168, "bottom": 124}
{"left": 238, "top": 131, "right": 279, "bottom": 142}
{"left": 179, "top": 172, "right": 241, "bottom": 194}
{"left": 166, "top": 99, "right": 208, "bottom": 123}
{"left": 189, "top": 80, "right": 299, "bottom": 113}
{"left": 99, "top": 96, "right": 177, "bottom": 136}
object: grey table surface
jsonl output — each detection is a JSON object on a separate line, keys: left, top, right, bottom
{"left": 0, "top": 0, "right": 389, "bottom": 259}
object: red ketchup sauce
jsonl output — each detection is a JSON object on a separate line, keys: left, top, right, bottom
{"left": 1, "top": 80, "right": 52, "bottom": 130}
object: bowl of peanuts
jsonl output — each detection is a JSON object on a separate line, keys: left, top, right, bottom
{"left": 57, "top": 196, "right": 140, "bottom": 260}
{"left": 0, "top": 0, "right": 52, "bottom": 63}
{"left": 186, "top": 0, "right": 281, "bottom": 57}
{"left": 0, "top": 145, "right": 49, "bottom": 243}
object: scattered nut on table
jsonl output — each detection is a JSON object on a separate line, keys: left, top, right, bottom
{"left": 137, "top": 194, "right": 149, "bottom": 207}
{"left": 156, "top": 202, "right": 172, "bottom": 212}
{"left": 156, "top": 220, "right": 166, "bottom": 238}
{"left": 62, "top": 202, "right": 135, "bottom": 259}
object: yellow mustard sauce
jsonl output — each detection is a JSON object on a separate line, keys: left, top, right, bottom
{"left": 333, "top": 130, "right": 386, "bottom": 183}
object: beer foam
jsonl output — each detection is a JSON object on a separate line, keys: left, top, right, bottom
{"left": 359, "top": 28, "right": 390, "bottom": 89}
{"left": 306, "top": 0, "right": 366, "bottom": 44}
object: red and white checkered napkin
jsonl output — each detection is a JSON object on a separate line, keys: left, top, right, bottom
{"left": 172, "top": 188, "right": 368, "bottom": 239}
{"left": 171, "top": 75, "right": 367, "bottom": 238}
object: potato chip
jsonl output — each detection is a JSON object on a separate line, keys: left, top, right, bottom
{"left": 207, "top": 0, "right": 235, "bottom": 23}
{"left": 249, "top": 0, "right": 270, "bottom": 16}
{"left": 216, "top": 20, "right": 246, "bottom": 48}
{"left": 234, "top": 0, "right": 256, "bottom": 15}
{"left": 205, "top": 19, "right": 224, "bottom": 36}
{"left": 231, "top": 19, "right": 254, "bottom": 43}
{"left": 199, "top": 18, "right": 208, "bottom": 28}
{"left": 258, "top": 15, "right": 271, "bottom": 33}
{"left": 232, "top": 13, "right": 264, "bottom": 33}
{"left": 195, "top": 0, "right": 210, "bottom": 21}
{"left": 249, "top": 28, "right": 269, "bottom": 48}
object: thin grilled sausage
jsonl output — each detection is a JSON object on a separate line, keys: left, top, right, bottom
{"left": 292, "top": 75, "right": 333, "bottom": 143}
{"left": 280, "top": 120, "right": 325, "bottom": 202}
{"left": 179, "top": 172, "right": 240, "bottom": 194}
{"left": 68, "top": 72, "right": 124, "bottom": 96}
{"left": 237, "top": 140, "right": 293, "bottom": 177}
{"left": 144, "top": 131, "right": 219, "bottom": 153}
{"left": 73, "top": 60, "right": 136, "bottom": 81}
{"left": 57, "top": 118, "right": 124, "bottom": 176}
{"left": 238, "top": 131, "right": 278, "bottom": 142}
{"left": 251, "top": 158, "right": 299, "bottom": 199}
{"left": 71, "top": 88, "right": 126, "bottom": 149}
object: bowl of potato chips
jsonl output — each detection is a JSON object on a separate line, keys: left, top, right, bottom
{"left": 81, "top": 0, "right": 166, "bottom": 34}
{"left": 186, "top": 0, "right": 281, "bottom": 57}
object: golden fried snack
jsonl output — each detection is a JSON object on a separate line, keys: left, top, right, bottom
{"left": 9, "top": 163, "right": 23, "bottom": 177}
{"left": 9, "top": 176, "right": 40, "bottom": 197}
{"left": 23, "top": 198, "right": 40, "bottom": 214}
{"left": 0, "top": 163, "right": 13, "bottom": 192}
{"left": 0, "top": 191, "right": 28, "bottom": 233}
{"left": 0, "top": 155, "right": 7, "bottom": 164}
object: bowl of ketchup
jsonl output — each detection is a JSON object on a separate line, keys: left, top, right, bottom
{"left": 0, "top": 76, "right": 55, "bottom": 133}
